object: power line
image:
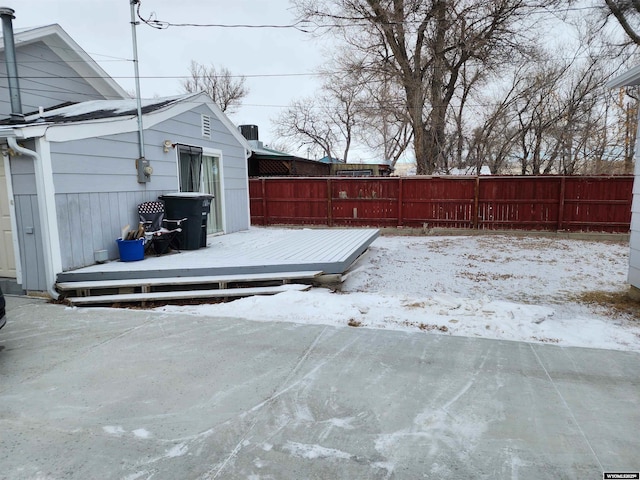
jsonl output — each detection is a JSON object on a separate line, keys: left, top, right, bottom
{"left": 134, "top": 0, "right": 314, "bottom": 32}
{"left": 0, "top": 73, "right": 323, "bottom": 80}
{"left": 1, "top": 49, "right": 632, "bottom": 82}
{"left": 14, "top": 36, "right": 132, "bottom": 62}
{"left": 17, "top": 49, "right": 116, "bottom": 90}
{"left": 0, "top": 81, "right": 127, "bottom": 101}
{"left": 133, "top": 1, "right": 606, "bottom": 33}
{"left": 1, "top": 92, "right": 619, "bottom": 113}
{"left": 13, "top": 59, "right": 129, "bottom": 64}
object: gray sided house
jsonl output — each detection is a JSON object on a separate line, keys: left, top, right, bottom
{"left": 0, "top": 92, "right": 251, "bottom": 295}
{"left": 609, "top": 66, "right": 640, "bottom": 297}
{"left": 0, "top": 23, "right": 129, "bottom": 292}
{"left": 0, "top": 24, "right": 127, "bottom": 116}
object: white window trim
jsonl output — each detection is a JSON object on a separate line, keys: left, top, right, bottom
{"left": 202, "top": 148, "right": 226, "bottom": 234}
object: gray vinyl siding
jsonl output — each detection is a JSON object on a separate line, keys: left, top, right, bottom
{"left": 55, "top": 191, "right": 168, "bottom": 270}
{"left": 148, "top": 105, "right": 249, "bottom": 233}
{"left": 50, "top": 132, "right": 180, "bottom": 194}
{"left": 9, "top": 139, "right": 47, "bottom": 291}
{"left": 51, "top": 133, "right": 181, "bottom": 269}
{"left": 13, "top": 195, "right": 46, "bottom": 291}
{"left": 0, "top": 41, "right": 116, "bottom": 117}
{"left": 225, "top": 189, "right": 251, "bottom": 233}
{"left": 50, "top": 103, "right": 249, "bottom": 271}
{"left": 8, "top": 152, "right": 37, "bottom": 195}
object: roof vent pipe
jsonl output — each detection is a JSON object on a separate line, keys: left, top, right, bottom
{"left": 0, "top": 7, "right": 24, "bottom": 122}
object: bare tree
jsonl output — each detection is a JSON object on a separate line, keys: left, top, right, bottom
{"left": 361, "top": 104, "right": 413, "bottom": 167}
{"left": 604, "top": 0, "right": 640, "bottom": 45}
{"left": 464, "top": 73, "right": 525, "bottom": 174}
{"left": 318, "top": 50, "right": 414, "bottom": 165}
{"left": 182, "top": 60, "right": 248, "bottom": 114}
{"left": 274, "top": 98, "right": 334, "bottom": 160}
{"left": 293, "top": 0, "right": 555, "bottom": 174}
{"left": 274, "top": 74, "right": 360, "bottom": 162}
{"left": 594, "top": 2, "right": 640, "bottom": 173}
{"left": 509, "top": 56, "right": 615, "bottom": 175}
{"left": 446, "top": 63, "right": 486, "bottom": 173}
{"left": 457, "top": 24, "right": 618, "bottom": 176}
{"left": 323, "top": 75, "right": 360, "bottom": 162}
{"left": 606, "top": 88, "right": 639, "bottom": 173}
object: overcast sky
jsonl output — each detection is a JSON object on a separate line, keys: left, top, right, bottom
{"left": 12, "top": 0, "right": 325, "bottom": 148}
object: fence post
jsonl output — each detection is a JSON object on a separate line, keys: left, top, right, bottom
{"left": 261, "top": 178, "right": 268, "bottom": 226}
{"left": 397, "top": 177, "right": 404, "bottom": 227}
{"left": 557, "top": 176, "right": 566, "bottom": 231}
{"left": 327, "top": 177, "right": 333, "bottom": 227}
{"left": 473, "top": 176, "right": 480, "bottom": 229}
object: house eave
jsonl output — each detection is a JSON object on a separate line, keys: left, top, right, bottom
{"left": 607, "top": 64, "right": 640, "bottom": 88}
{"left": 42, "top": 104, "right": 183, "bottom": 143}
{"left": 39, "top": 93, "right": 248, "bottom": 146}
{"left": 0, "top": 124, "right": 49, "bottom": 140}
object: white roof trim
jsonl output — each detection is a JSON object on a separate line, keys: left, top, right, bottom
{"left": 33, "top": 92, "right": 251, "bottom": 151}
{"left": 0, "top": 92, "right": 251, "bottom": 152}
{"left": 41, "top": 94, "right": 197, "bottom": 141}
{"left": 607, "top": 64, "right": 640, "bottom": 88}
{"left": 2, "top": 24, "right": 129, "bottom": 100}
{"left": 2, "top": 124, "right": 49, "bottom": 139}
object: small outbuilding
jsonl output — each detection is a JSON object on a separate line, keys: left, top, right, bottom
{"left": 240, "top": 125, "right": 331, "bottom": 177}
{"left": 0, "top": 92, "right": 251, "bottom": 294}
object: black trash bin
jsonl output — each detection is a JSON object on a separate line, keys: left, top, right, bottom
{"left": 159, "top": 193, "right": 214, "bottom": 250}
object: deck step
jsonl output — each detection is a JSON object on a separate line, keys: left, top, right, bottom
{"left": 56, "top": 271, "right": 324, "bottom": 295}
{"left": 66, "top": 284, "right": 311, "bottom": 306}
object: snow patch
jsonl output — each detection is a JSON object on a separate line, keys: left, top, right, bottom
{"left": 166, "top": 443, "right": 188, "bottom": 458}
{"left": 123, "top": 472, "right": 150, "bottom": 480}
{"left": 132, "top": 428, "right": 151, "bottom": 439}
{"left": 324, "top": 416, "right": 356, "bottom": 430}
{"left": 283, "top": 441, "right": 352, "bottom": 460}
{"left": 102, "top": 425, "right": 126, "bottom": 436}
{"left": 148, "top": 233, "right": 639, "bottom": 352}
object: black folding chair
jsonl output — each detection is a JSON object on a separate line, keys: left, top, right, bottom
{"left": 138, "top": 201, "right": 186, "bottom": 255}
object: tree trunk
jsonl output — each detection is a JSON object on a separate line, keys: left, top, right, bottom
{"left": 414, "top": 0, "right": 448, "bottom": 175}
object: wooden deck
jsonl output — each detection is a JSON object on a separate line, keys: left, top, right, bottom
{"left": 56, "top": 228, "right": 380, "bottom": 283}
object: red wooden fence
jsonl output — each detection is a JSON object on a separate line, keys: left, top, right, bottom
{"left": 249, "top": 176, "right": 634, "bottom": 233}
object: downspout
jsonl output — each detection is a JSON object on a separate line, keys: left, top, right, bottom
{"left": 7, "top": 137, "right": 60, "bottom": 300}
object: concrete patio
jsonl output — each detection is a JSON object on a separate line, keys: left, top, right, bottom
{"left": 1, "top": 295, "right": 638, "bottom": 479}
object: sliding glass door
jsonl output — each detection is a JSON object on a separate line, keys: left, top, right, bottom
{"left": 202, "top": 155, "right": 223, "bottom": 234}
{"left": 178, "top": 145, "right": 203, "bottom": 192}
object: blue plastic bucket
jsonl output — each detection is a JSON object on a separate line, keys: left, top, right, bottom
{"left": 116, "top": 238, "right": 145, "bottom": 262}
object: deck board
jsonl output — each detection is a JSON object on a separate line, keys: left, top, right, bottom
{"left": 67, "top": 284, "right": 312, "bottom": 306}
{"left": 57, "top": 271, "right": 323, "bottom": 292}
{"left": 56, "top": 228, "right": 379, "bottom": 283}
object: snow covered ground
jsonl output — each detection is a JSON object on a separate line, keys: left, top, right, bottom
{"left": 155, "top": 230, "right": 640, "bottom": 352}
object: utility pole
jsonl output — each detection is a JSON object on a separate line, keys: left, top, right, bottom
{"left": 130, "top": 0, "right": 152, "bottom": 182}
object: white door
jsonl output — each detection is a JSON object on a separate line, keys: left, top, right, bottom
{"left": 0, "top": 159, "right": 16, "bottom": 278}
